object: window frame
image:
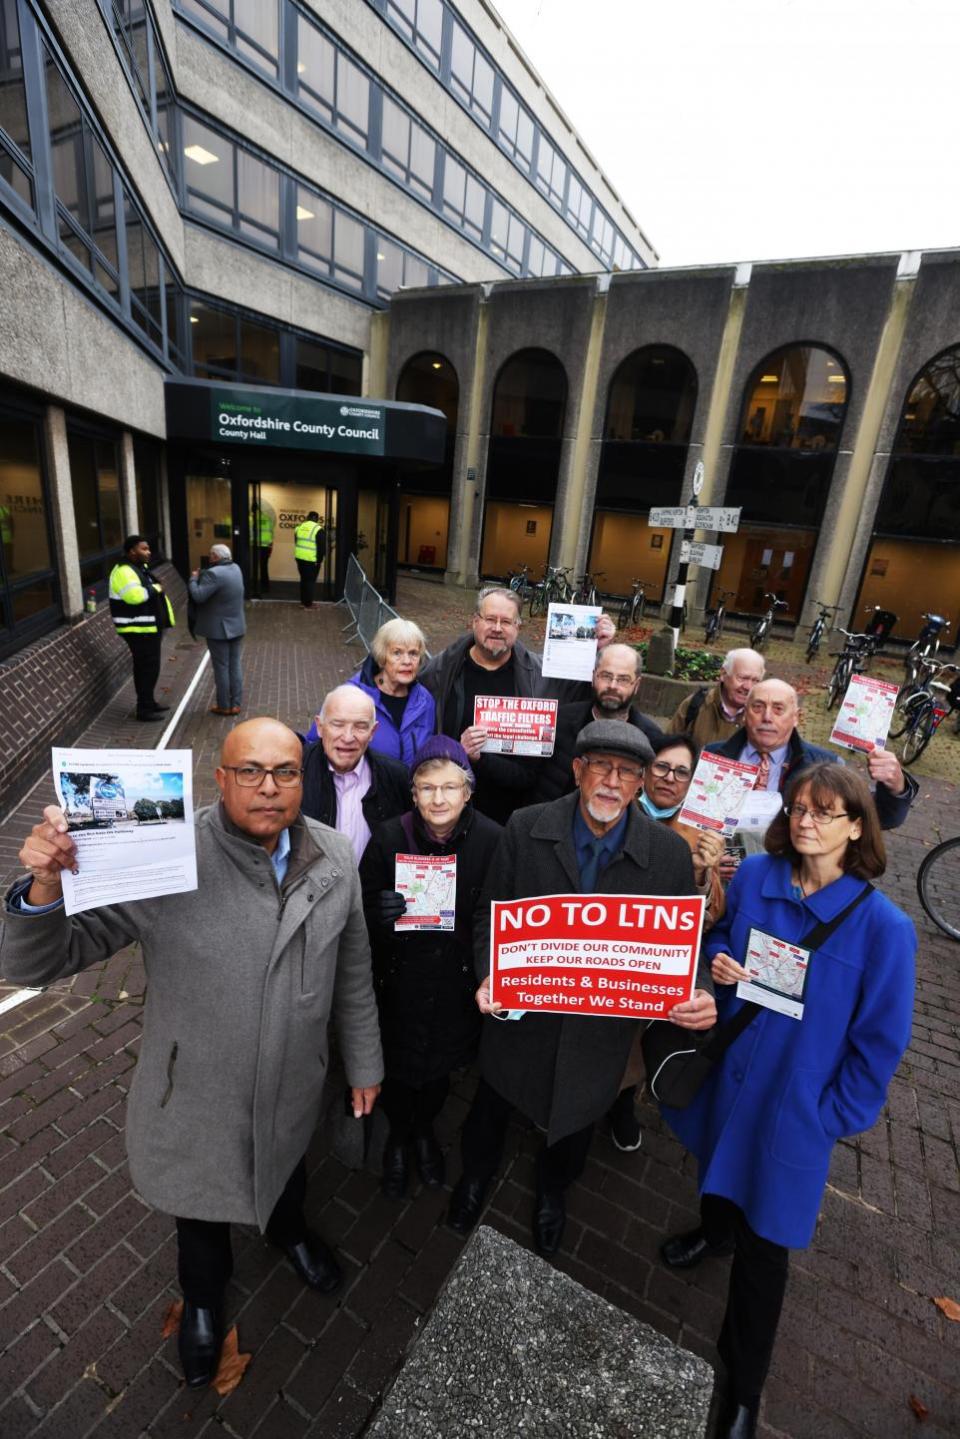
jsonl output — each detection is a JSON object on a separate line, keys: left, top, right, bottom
{"left": 0, "top": 390, "right": 62, "bottom": 656}
{"left": 66, "top": 424, "right": 126, "bottom": 596}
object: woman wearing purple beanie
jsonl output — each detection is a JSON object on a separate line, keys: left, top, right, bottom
{"left": 359, "top": 737, "right": 501, "bottom": 1199}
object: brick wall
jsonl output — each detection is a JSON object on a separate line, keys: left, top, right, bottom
{"left": 0, "top": 564, "right": 185, "bottom": 820}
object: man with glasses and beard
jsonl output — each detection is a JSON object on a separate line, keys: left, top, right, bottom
{"left": 446, "top": 720, "right": 715, "bottom": 1258}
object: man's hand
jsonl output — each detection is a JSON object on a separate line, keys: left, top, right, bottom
{"left": 475, "top": 977, "right": 504, "bottom": 1015}
{"left": 596, "top": 614, "right": 615, "bottom": 650}
{"left": 867, "top": 744, "right": 906, "bottom": 796}
{"left": 459, "top": 726, "right": 487, "bottom": 761}
{"left": 668, "top": 988, "right": 716, "bottom": 1030}
{"left": 711, "top": 952, "right": 750, "bottom": 986}
{"left": 190, "top": 569, "right": 199, "bottom": 580}
{"left": 351, "top": 1084, "right": 380, "bottom": 1118}
{"left": 19, "top": 806, "right": 75, "bottom": 904}
{"left": 693, "top": 831, "right": 724, "bottom": 883}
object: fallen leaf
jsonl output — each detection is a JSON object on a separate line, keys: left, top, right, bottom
{"left": 908, "top": 1393, "right": 929, "bottom": 1421}
{"left": 933, "top": 1296, "right": 960, "bottom": 1321}
{"left": 161, "top": 1299, "right": 183, "bottom": 1339}
{"left": 159, "top": 1301, "right": 251, "bottom": 1395}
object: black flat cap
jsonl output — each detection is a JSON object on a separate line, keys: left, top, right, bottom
{"left": 574, "top": 719, "right": 654, "bottom": 765}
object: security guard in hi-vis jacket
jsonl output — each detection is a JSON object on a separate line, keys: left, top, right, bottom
{"left": 108, "top": 534, "right": 175, "bottom": 721}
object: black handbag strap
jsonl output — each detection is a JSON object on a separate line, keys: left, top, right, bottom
{"left": 700, "top": 881, "right": 874, "bottom": 1062}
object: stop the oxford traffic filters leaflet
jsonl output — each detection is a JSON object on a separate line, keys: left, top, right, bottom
{"left": 489, "top": 893, "right": 706, "bottom": 1019}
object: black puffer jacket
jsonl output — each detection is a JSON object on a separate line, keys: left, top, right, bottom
{"left": 360, "top": 806, "right": 501, "bottom": 1085}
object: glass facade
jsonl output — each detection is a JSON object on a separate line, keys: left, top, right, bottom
{"left": 395, "top": 352, "right": 458, "bottom": 570}
{"left": 0, "top": 397, "right": 59, "bottom": 655}
{"left": 104, "top": 0, "right": 176, "bottom": 181}
{"left": 187, "top": 294, "right": 363, "bottom": 393}
{"left": 68, "top": 430, "right": 125, "bottom": 591}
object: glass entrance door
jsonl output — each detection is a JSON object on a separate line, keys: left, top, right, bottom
{"left": 249, "top": 480, "right": 337, "bottom": 601}
{"left": 186, "top": 472, "right": 234, "bottom": 575}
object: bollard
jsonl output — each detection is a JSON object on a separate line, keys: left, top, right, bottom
{"left": 646, "top": 626, "right": 676, "bottom": 676}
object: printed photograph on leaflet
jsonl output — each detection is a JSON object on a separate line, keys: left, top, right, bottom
{"left": 489, "top": 892, "right": 706, "bottom": 1019}
{"left": 474, "top": 696, "right": 558, "bottom": 756}
{"left": 829, "top": 672, "right": 899, "bottom": 753}
{"left": 52, "top": 748, "right": 197, "bottom": 916}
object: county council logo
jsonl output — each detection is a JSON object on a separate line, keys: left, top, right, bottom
{"left": 340, "top": 406, "right": 348, "bottom": 415}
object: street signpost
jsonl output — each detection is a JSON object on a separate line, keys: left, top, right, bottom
{"left": 651, "top": 470, "right": 742, "bottom": 645}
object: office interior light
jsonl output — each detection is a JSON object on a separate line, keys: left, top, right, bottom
{"left": 760, "top": 374, "right": 779, "bottom": 383}
{"left": 827, "top": 375, "right": 846, "bottom": 384}
{"left": 296, "top": 205, "right": 314, "bottom": 220}
{"left": 183, "top": 143, "right": 219, "bottom": 165}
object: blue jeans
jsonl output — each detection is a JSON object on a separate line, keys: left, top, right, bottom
{"left": 206, "top": 636, "right": 243, "bottom": 709}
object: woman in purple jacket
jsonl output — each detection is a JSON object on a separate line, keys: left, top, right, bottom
{"left": 659, "top": 763, "right": 916, "bottom": 1439}
{"left": 307, "top": 618, "right": 435, "bottom": 766}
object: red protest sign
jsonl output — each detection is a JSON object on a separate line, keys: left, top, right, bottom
{"left": 489, "top": 892, "right": 706, "bottom": 1019}
{"left": 474, "top": 696, "right": 558, "bottom": 756}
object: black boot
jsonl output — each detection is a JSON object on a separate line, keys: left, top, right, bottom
{"left": 717, "top": 1393, "right": 759, "bottom": 1438}
{"left": 413, "top": 1128, "right": 445, "bottom": 1188}
{"left": 447, "top": 1175, "right": 487, "bottom": 1235}
{"left": 532, "top": 1190, "right": 565, "bottom": 1257}
{"left": 381, "top": 1136, "right": 409, "bottom": 1199}
{"left": 660, "top": 1227, "right": 735, "bottom": 1268}
{"left": 178, "top": 1301, "right": 224, "bottom": 1388}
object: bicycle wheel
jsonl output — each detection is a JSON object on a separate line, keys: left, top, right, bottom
{"left": 750, "top": 620, "right": 767, "bottom": 650}
{"left": 826, "top": 657, "right": 849, "bottom": 709}
{"left": 529, "top": 585, "right": 547, "bottom": 618}
{"left": 917, "top": 837, "right": 960, "bottom": 941}
{"left": 805, "top": 623, "right": 823, "bottom": 663}
{"left": 888, "top": 687, "right": 919, "bottom": 740}
{"left": 902, "top": 706, "right": 935, "bottom": 765}
{"left": 618, "top": 598, "right": 635, "bottom": 630}
{"left": 704, "top": 612, "right": 718, "bottom": 645}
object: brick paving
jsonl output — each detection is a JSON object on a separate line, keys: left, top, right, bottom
{"left": 0, "top": 580, "right": 957, "bottom": 1438}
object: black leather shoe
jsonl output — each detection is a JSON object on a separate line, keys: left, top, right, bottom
{"left": 533, "top": 1191, "right": 566, "bottom": 1257}
{"left": 279, "top": 1234, "right": 342, "bottom": 1293}
{"left": 660, "top": 1227, "right": 735, "bottom": 1269}
{"left": 413, "top": 1130, "right": 445, "bottom": 1188}
{"left": 381, "top": 1138, "right": 409, "bottom": 1199}
{"left": 150, "top": 703, "right": 171, "bottom": 712}
{"left": 135, "top": 711, "right": 165, "bottom": 722}
{"left": 718, "top": 1395, "right": 759, "bottom": 1438}
{"left": 178, "top": 1301, "right": 223, "bottom": 1388}
{"left": 447, "top": 1175, "right": 487, "bottom": 1235}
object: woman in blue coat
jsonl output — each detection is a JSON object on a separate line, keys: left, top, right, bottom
{"left": 659, "top": 762, "right": 915, "bottom": 1439}
{"left": 306, "top": 618, "right": 435, "bottom": 766}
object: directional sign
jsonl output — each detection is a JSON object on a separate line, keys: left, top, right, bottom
{"left": 692, "top": 461, "right": 705, "bottom": 496}
{"left": 680, "top": 540, "right": 724, "bottom": 570}
{"left": 693, "top": 506, "right": 741, "bottom": 533}
{"left": 649, "top": 505, "right": 696, "bottom": 529}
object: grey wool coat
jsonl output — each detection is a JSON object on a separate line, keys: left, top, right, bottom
{"left": 187, "top": 561, "right": 246, "bottom": 640}
{"left": 0, "top": 804, "right": 383, "bottom": 1230}
{"left": 473, "top": 792, "right": 704, "bottom": 1144}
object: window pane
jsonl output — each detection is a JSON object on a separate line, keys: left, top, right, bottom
{"left": 377, "top": 238, "right": 404, "bottom": 298}
{"left": 333, "top": 211, "right": 363, "bottom": 288}
{"left": 449, "top": 22, "right": 473, "bottom": 102}
{"left": 190, "top": 300, "right": 238, "bottom": 376}
{"left": 472, "top": 52, "right": 493, "bottom": 121}
{"left": 404, "top": 253, "right": 428, "bottom": 289}
{"left": 328, "top": 347, "right": 363, "bottom": 396}
{"left": 739, "top": 347, "right": 847, "bottom": 451}
{"left": 381, "top": 95, "right": 409, "bottom": 176}
{"left": 236, "top": 148, "right": 278, "bottom": 244}
{"left": 46, "top": 51, "right": 85, "bottom": 226}
{"left": 134, "top": 438, "right": 162, "bottom": 551}
{"left": 68, "top": 434, "right": 100, "bottom": 559}
{"left": 0, "top": 415, "right": 52, "bottom": 581}
{"left": 296, "top": 17, "right": 335, "bottom": 122}
{"left": 897, "top": 349, "right": 960, "bottom": 455}
{"left": 0, "top": 0, "right": 30, "bottom": 158}
{"left": 12, "top": 578, "right": 56, "bottom": 623}
{"left": 239, "top": 316, "right": 280, "bottom": 383}
{"left": 337, "top": 53, "right": 368, "bottom": 142}
{"left": 97, "top": 441, "right": 122, "bottom": 549}
{"left": 235, "top": 0, "right": 278, "bottom": 74}
{"left": 182, "top": 115, "right": 233, "bottom": 211}
{"left": 409, "top": 121, "right": 435, "bottom": 196}
{"left": 295, "top": 338, "right": 330, "bottom": 392}
{"left": 179, "top": 0, "right": 228, "bottom": 40}
{"left": 296, "top": 187, "right": 333, "bottom": 265}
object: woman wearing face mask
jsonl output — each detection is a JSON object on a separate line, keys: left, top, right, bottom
{"left": 360, "top": 737, "right": 501, "bottom": 1199}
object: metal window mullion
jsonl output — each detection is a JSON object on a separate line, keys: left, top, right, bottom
{"left": 115, "top": 172, "right": 130, "bottom": 317}
{"left": 280, "top": 172, "right": 296, "bottom": 262}
{"left": 438, "top": 2, "right": 452, "bottom": 86}
{"left": 18, "top": 0, "right": 56, "bottom": 240}
{"left": 362, "top": 224, "right": 379, "bottom": 303}
{"left": 281, "top": 0, "right": 297, "bottom": 93}
{"left": 368, "top": 80, "right": 383, "bottom": 163}
{"left": 430, "top": 132, "right": 443, "bottom": 209}
{"left": 145, "top": 7, "right": 158, "bottom": 134}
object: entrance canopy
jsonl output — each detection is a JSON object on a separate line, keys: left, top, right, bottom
{"left": 164, "top": 378, "right": 447, "bottom": 464}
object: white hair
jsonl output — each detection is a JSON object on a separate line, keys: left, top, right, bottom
{"left": 721, "top": 647, "right": 765, "bottom": 676}
{"left": 210, "top": 544, "right": 232, "bottom": 561}
{"left": 317, "top": 684, "right": 376, "bottom": 724}
{"left": 370, "top": 617, "right": 427, "bottom": 669}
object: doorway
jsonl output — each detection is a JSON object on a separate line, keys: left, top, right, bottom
{"left": 248, "top": 480, "right": 338, "bottom": 601}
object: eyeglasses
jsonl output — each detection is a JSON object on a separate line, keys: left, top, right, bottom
{"left": 476, "top": 613, "right": 519, "bottom": 629}
{"left": 222, "top": 764, "right": 303, "bottom": 787}
{"left": 595, "top": 671, "right": 637, "bottom": 686}
{"left": 323, "top": 719, "right": 373, "bottom": 735}
{"left": 650, "top": 760, "right": 692, "bottom": 782}
{"left": 582, "top": 757, "right": 644, "bottom": 783}
{"left": 414, "top": 782, "right": 467, "bottom": 798}
{"left": 782, "top": 803, "right": 851, "bottom": 825}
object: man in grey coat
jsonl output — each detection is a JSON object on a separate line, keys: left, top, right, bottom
{"left": 0, "top": 719, "right": 383, "bottom": 1389}
{"left": 189, "top": 544, "right": 246, "bottom": 717}
{"left": 447, "top": 720, "right": 716, "bottom": 1257}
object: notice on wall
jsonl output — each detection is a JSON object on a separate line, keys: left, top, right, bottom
{"left": 489, "top": 892, "right": 706, "bottom": 1019}
{"left": 52, "top": 748, "right": 197, "bottom": 916}
{"left": 679, "top": 752, "right": 761, "bottom": 835}
{"left": 830, "top": 673, "right": 899, "bottom": 754}
{"left": 474, "top": 696, "right": 558, "bottom": 756}
{"left": 541, "top": 604, "right": 602, "bottom": 681}
{"left": 394, "top": 853, "right": 456, "bottom": 931}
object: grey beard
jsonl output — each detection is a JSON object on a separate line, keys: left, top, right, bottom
{"left": 593, "top": 694, "right": 631, "bottom": 717}
{"left": 585, "top": 797, "right": 626, "bottom": 824}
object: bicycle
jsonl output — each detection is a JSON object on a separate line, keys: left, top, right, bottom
{"left": 749, "top": 593, "right": 788, "bottom": 651}
{"left": 571, "top": 571, "right": 604, "bottom": 605}
{"left": 528, "top": 565, "right": 573, "bottom": 617}
{"left": 618, "top": 578, "right": 654, "bottom": 631}
{"left": 889, "top": 649, "right": 941, "bottom": 737}
{"left": 892, "top": 662, "right": 960, "bottom": 766}
{"left": 506, "top": 563, "right": 533, "bottom": 607}
{"left": 825, "top": 626, "right": 878, "bottom": 709}
{"left": 903, "top": 612, "right": 951, "bottom": 690}
{"left": 917, "top": 836, "right": 960, "bottom": 941}
{"left": 704, "top": 589, "right": 735, "bottom": 646}
{"left": 805, "top": 600, "right": 842, "bottom": 663}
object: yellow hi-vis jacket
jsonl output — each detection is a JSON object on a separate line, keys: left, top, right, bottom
{"left": 108, "top": 562, "right": 175, "bottom": 635}
{"left": 293, "top": 520, "right": 323, "bottom": 563}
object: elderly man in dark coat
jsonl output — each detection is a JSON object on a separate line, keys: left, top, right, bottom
{"left": 188, "top": 543, "right": 246, "bottom": 716}
{"left": 0, "top": 719, "right": 383, "bottom": 1390}
{"left": 447, "top": 720, "right": 716, "bottom": 1257}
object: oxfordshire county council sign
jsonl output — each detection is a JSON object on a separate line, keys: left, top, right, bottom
{"left": 210, "top": 391, "right": 387, "bottom": 456}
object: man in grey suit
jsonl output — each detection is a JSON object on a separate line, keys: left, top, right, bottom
{"left": 189, "top": 544, "right": 246, "bottom": 716}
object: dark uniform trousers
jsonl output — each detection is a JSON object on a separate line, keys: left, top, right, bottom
{"left": 460, "top": 1077, "right": 595, "bottom": 1196}
{"left": 701, "top": 1192, "right": 790, "bottom": 1402}
{"left": 296, "top": 559, "right": 319, "bottom": 608}
{"left": 176, "top": 1157, "right": 307, "bottom": 1307}
{"left": 122, "top": 632, "right": 162, "bottom": 716}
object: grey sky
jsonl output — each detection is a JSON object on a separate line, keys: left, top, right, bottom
{"left": 493, "top": 0, "right": 960, "bottom": 267}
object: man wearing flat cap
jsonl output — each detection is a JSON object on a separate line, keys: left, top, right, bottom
{"left": 447, "top": 720, "right": 716, "bottom": 1257}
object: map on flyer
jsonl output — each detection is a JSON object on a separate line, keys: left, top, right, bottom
{"left": 394, "top": 853, "right": 456, "bottom": 931}
{"left": 474, "top": 696, "right": 558, "bottom": 756}
{"left": 830, "top": 673, "right": 899, "bottom": 754}
{"left": 736, "top": 926, "right": 811, "bottom": 1020}
{"left": 678, "top": 752, "right": 760, "bottom": 835}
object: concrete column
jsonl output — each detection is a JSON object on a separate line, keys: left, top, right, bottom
{"left": 554, "top": 286, "right": 608, "bottom": 573}
{"left": 451, "top": 297, "right": 490, "bottom": 587}
{"left": 365, "top": 312, "right": 389, "bottom": 398}
{"left": 120, "top": 431, "right": 138, "bottom": 535}
{"left": 159, "top": 447, "right": 174, "bottom": 560}
{"left": 44, "top": 406, "right": 83, "bottom": 620}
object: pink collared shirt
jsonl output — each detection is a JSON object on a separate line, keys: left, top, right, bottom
{"left": 331, "top": 753, "right": 373, "bottom": 862}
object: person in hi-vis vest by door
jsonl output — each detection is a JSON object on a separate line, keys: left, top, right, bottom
{"left": 293, "top": 510, "right": 325, "bottom": 609}
{"left": 108, "top": 534, "right": 175, "bottom": 722}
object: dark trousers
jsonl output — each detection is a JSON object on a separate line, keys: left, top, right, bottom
{"left": 380, "top": 1075, "right": 449, "bottom": 1141}
{"left": 296, "top": 558, "right": 319, "bottom": 608}
{"left": 258, "top": 545, "right": 271, "bottom": 592}
{"left": 460, "top": 1077, "right": 594, "bottom": 1195}
{"left": 701, "top": 1192, "right": 790, "bottom": 1402}
{"left": 176, "top": 1158, "right": 307, "bottom": 1308}
{"left": 206, "top": 636, "right": 243, "bottom": 709}
{"left": 122, "top": 632, "right": 162, "bottom": 715}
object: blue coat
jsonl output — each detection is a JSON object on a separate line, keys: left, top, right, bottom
{"left": 305, "top": 658, "right": 436, "bottom": 767}
{"left": 661, "top": 854, "right": 915, "bottom": 1249}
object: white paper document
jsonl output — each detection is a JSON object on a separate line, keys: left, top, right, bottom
{"left": 541, "top": 604, "right": 602, "bottom": 681}
{"left": 830, "top": 673, "right": 899, "bottom": 754}
{"left": 736, "top": 926, "right": 810, "bottom": 1020}
{"left": 52, "top": 748, "right": 197, "bottom": 916}
{"left": 678, "top": 752, "right": 760, "bottom": 835}
{"left": 738, "top": 789, "right": 784, "bottom": 833}
{"left": 394, "top": 853, "right": 456, "bottom": 931}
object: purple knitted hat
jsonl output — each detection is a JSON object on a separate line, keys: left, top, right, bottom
{"left": 410, "top": 734, "right": 475, "bottom": 785}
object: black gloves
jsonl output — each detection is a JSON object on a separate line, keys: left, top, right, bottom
{"left": 373, "top": 890, "right": 407, "bottom": 926}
